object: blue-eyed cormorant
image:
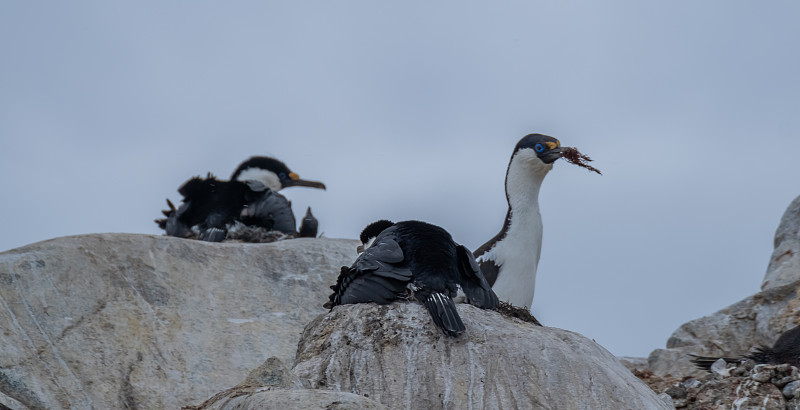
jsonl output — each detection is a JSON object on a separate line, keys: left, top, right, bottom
{"left": 473, "top": 134, "right": 565, "bottom": 309}
{"left": 324, "top": 220, "right": 499, "bottom": 337}
{"left": 156, "top": 156, "right": 325, "bottom": 241}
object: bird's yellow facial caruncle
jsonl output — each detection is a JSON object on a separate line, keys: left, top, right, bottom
{"left": 534, "top": 140, "right": 561, "bottom": 153}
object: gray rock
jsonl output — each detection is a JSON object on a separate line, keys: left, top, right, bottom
{"left": 648, "top": 280, "right": 800, "bottom": 377}
{"left": 683, "top": 378, "right": 701, "bottom": 389}
{"left": 292, "top": 303, "right": 671, "bottom": 410}
{"left": 752, "top": 365, "right": 775, "bottom": 383}
{"left": 645, "top": 195, "right": 800, "bottom": 378}
{"left": 184, "top": 357, "right": 385, "bottom": 410}
{"left": 763, "top": 194, "right": 800, "bottom": 290}
{"left": 656, "top": 392, "right": 674, "bottom": 408}
{"left": 784, "top": 381, "right": 800, "bottom": 399}
{"left": 198, "top": 389, "right": 387, "bottom": 410}
{"left": 775, "top": 376, "right": 795, "bottom": 389}
{"left": 0, "top": 234, "right": 358, "bottom": 410}
{"left": 236, "top": 357, "right": 303, "bottom": 390}
{"left": 711, "top": 359, "right": 731, "bottom": 377}
{"left": 618, "top": 356, "right": 648, "bottom": 371}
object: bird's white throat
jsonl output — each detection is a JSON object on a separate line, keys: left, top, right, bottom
{"left": 490, "top": 149, "right": 552, "bottom": 308}
{"left": 235, "top": 168, "right": 282, "bottom": 192}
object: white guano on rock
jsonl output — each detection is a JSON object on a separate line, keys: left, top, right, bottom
{"left": 292, "top": 303, "right": 671, "bottom": 410}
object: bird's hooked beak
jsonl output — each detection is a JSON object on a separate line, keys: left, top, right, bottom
{"left": 539, "top": 147, "right": 565, "bottom": 164}
{"left": 284, "top": 172, "right": 326, "bottom": 190}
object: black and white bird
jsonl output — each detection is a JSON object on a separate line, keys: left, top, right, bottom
{"left": 473, "top": 134, "right": 565, "bottom": 309}
{"left": 156, "top": 156, "right": 326, "bottom": 242}
{"left": 691, "top": 325, "right": 800, "bottom": 370}
{"left": 324, "top": 220, "right": 499, "bottom": 337}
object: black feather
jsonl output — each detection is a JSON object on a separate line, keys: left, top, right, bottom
{"left": 456, "top": 245, "right": 499, "bottom": 309}
{"left": 298, "top": 207, "right": 318, "bottom": 238}
{"left": 423, "top": 293, "right": 465, "bottom": 337}
{"left": 689, "top": 355, "right": 742, "bottom": 371}
{"left": 325, "top": 220, "right": 499, "bottom": 337}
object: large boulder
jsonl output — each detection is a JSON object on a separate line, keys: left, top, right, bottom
{"left": 647, "top": 280, "right": 800, "bottom": 377}
{"left": 647, "top": 195, "right": 800, "bottom": 377}
{"left": 0, "top": 234, "right": 358, "bottom": 409}
{"left": 763, "top": 194, "right": 800, "bottom": 291}
{"left": 290, "top": 303, "right": 671, "bottom": 410}
{"left": 185, "top": 357, "right": 387, "bottom": 410}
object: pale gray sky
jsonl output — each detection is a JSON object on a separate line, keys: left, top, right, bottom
{"left": 2, "top": 1, "right": 799, "bottom": 357}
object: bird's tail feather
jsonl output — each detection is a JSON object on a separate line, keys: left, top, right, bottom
{"left": 423, "top": 293, "right": 465, "bottom": 337}
{"left": 747, "top": 345, "right": 776, "bottom": 364}
{"left": 199, "top": 227, "right": 227, "bottom": 242}
{"left": 689, "top": 354, "right": 742, "bottom": 371}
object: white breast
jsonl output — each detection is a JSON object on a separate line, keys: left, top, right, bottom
{"left": 490, "top": 207, "right": 543, "bottom": 308}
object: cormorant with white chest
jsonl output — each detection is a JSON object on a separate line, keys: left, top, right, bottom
{"left": 325, "top": 220, "right": 499, "bottom": 337}
{"left": 156, "top": 156, "right": 325, "bottom": 242}
{"left": 473, "top": 134, "right": 565, "bottom": 309}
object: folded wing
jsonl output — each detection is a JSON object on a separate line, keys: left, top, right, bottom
{"left": 456, "top": 245, "right": 499, "bottom": 309}
{"left": 324, "top": 233, "right": 412, "bottom": 309}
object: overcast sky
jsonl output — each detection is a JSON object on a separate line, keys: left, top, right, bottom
{"left": 2, "top": 2, "right": 799, "bottom": 358}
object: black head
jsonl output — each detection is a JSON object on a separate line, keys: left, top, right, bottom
{"left": 514, "top": 134, "right": 564, "bottom": 164}
{"left": 359, "top": 220, "right": 395, "bottom": 244}
{"left": 231, "top": 156, "right": 326, "bottom": 191}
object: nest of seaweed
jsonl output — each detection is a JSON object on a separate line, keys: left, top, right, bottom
{"left": 496, "top": 302, "right": 542, "bottom": 326}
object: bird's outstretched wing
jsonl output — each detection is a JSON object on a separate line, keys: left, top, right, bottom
{"left": 324, "top": 232, "right": 412, "bottom": 309}
{"left": 456, "top": 245, "right": 499, "bottom": 309}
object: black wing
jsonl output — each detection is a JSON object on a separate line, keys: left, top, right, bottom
{"left": 155, "top": 199, "right": 192, "bottom": 238}
{"left": 456, "top": 245, "right": 499, "bottom": 309}
{"left": 752, "top": 325, "right": 800, "bottom": 365}
{"left": 177, "top": 176, "right": 242, "bottom": 228}
{"left": 477, "top": 258, "right": 500, "bottom": 287}
{"left": 240, "top": 189, "right": 297, "bottom": 234}
{"left": 473, "top": 209, "right": 510, "bottom": 287}
{"left": 324, "top": 232, "right": 412, "bottom": 309}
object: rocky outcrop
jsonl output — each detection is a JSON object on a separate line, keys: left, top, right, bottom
{"left": 0, "top": 234, "right": 358, "bottom": 409}
{"left": 187, "top": 302, "right": 671, "bottom": 409}
{"left": 184, "top": 357, "right": 387, "bottom": 410}
{"left": 642, "top": 360, "right": 800, "bottom": 409}
{"left": 290, "top": 303, "right": 671, "bottom": 410}
{"left": 646, "top": 196, "right": 800, "bottom": 378}
{"left": 763, "top": 195, "right": 800, "bottom": 291}
{"left": 647, "top": 281, "right": 800, "bottom": 378}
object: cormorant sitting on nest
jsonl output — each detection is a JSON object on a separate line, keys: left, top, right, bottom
{"left": 156, "top": 156, "right": 325, "bottom": 242}
{"left": 325, "top": 220, "right": 499, "bottom": 337}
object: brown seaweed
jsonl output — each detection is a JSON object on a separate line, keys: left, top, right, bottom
{"left": 496, "top": 301, "right": 543, "bottom": 326}
{"left": 562, "top": 147, "right": 602, "bottom": 175}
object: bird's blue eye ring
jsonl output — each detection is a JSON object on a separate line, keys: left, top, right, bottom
{"left": 534, "top": 143, "right": 544, "bottom": 153}
{"left": 279, "top": 172, "right": 287, "bottom": 179}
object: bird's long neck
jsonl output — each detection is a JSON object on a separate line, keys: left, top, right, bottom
{"left": 504, "top": 150, "right": 551, "bottom": 236}
{"left": 491, "top": 152, "right": 552, "bottom": 308}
